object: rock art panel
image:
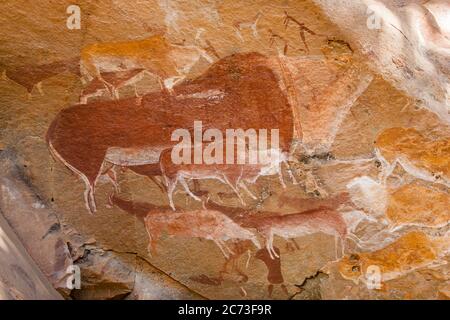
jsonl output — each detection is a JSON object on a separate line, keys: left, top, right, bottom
{"left": 0, "top": 0, "right": 449, "bottom": 300}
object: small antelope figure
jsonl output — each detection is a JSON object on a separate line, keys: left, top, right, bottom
{"left": 236, "top": 207, "right": 349, "bottom": 259}
{"left": 159, "top": 147, "right": 296, "bottom": 210}
{"left": 80, "top": 34, "right": 214, "bottom": 94}
{"left": 143, "top": 207, "right": 261, "bottom": 258}
{"left": 234, "top": 12, "right": 263, "bottom": 42}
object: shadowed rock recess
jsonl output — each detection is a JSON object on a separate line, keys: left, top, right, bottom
{"left": 0, "top": 0, "right": 448, "bottom": 300}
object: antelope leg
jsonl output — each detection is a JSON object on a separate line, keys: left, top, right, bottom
{"left": 179, "top": 177, "right": 201, "bottom": 202}
{"left": 239, "top": 181, "right": 257, "bottom": 200}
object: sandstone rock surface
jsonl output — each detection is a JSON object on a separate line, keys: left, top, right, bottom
{"left": 0, "top": 0, "right": 448, "bottom": 299}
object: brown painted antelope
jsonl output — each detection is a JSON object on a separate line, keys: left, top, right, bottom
{"left": 255, "top": 247, "right": 289, "bottom": 297}
{"left": 47, "top": 52, "right": 294, "bottom": 213}
{"left": 109, "top": 194, "right": 260, "bottom": 258}
{"left": 374, "top": 127, "right": 450, "bottom": 187}
{"left": 158, "top": 146, "right": 296, "bottom": 210}
{"left": 145, "top": 208, "right": 262, "bottom": 258}
{"left": 205, "top": 199, "right": 366, "bottom": 260}
{"left": 159, "top": 147, "right": 255, "bottom": 209}
{"left": 110, "top": 195, "right": 254, "bottom": 293}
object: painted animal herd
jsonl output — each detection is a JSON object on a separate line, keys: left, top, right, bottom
{"left": 5, "top": 32, "right": 448, "bottom": 295}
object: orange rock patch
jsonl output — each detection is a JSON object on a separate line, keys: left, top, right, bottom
{"left": 339, "top": 232, "right": 441, "bottom": 283}
{"left": 375, "top": 127, "right": 450, "bottom": 178}
{"left": 387, "top": 182, "right": 450, "bottom": 228}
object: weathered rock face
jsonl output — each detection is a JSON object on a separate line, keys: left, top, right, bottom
{"left": 0, "top": 158, "right": 201, "bottom": 300}
{"left": 312, "top": 0, "right": 450, "bottom": 124}
{"left": 0, "top": 212, "right": 62, "bottom": 300}
{"left": 0, "top": 0, "right": 448, "bottom": 300}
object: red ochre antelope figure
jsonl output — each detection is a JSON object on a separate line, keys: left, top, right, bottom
{"left": 236, "top": 207, "right": 349, "bottom": 259}
{"left": 206, "top": 198, "right": 367, "bottom": 260}
{"left": 109, "top": 194, "right": 260, "bottom": 258}
{"left": 144, "top": 209, "right": 261, "bottom": 259}
{"left": 159, "top": 146, "right": 297, "bottom": 210}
